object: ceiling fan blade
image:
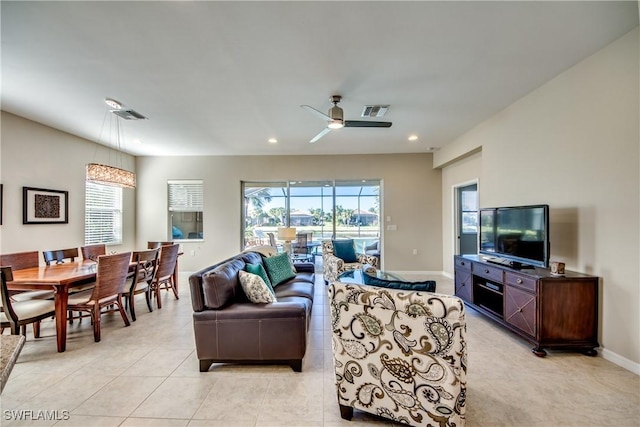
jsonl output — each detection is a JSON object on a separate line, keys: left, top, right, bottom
{"left": 301, "top": 105, "right": 331, "bottom": 121}
{"left": 344, "top": 120, "right": 392, "bottom": 128}
{"left": 309, "top": 127, "right": 332, "bottom": 143}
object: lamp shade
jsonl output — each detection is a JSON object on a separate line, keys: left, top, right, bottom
{"left": 86, "top": 163, "right": 136, "bottom": 189}
{"left": 277, "top": 227, "right": 296, "bottom": 241}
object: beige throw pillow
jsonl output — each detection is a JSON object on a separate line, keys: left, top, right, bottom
{"left": 238, "top": 270, "right": 277, "bottom": 303}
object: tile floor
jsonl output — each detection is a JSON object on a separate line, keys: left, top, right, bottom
{"left": 2, "top": 271, "right": 639, "bottom": 426}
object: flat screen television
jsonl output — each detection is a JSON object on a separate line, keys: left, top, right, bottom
{"left": 479, "top": 204, "right": 549, "bottom": 269}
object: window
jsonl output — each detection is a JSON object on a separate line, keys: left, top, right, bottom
{"left": 460, "top": 189, "right": 478, "bottom": 234}
{"left": 241, "top": 180, "right": 380, "bottom": 252}
{"left": 168, "top": 180, "right": 204, "bottom": 240}
{"left": 85, "top": 182, "right": 123, "bottom": 245}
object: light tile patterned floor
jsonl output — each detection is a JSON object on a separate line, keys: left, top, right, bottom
{"left": 2, "top": 272, "right": 638, "bottom": 426}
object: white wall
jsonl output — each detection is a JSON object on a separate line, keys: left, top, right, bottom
{"left": 435, "top": 28, "right": 639, "bottom": 370}
{"left": 0, "top": 112, "right": 137, "bottom": 259}
{"left": 135, "top": 154, "right": 442, "bottom": 273}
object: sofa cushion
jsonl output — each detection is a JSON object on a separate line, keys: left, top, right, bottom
{"left": 238, "top": 270, "right": 277, "bottom": 303}
{"left": 332, "top": 239, "right": 357, "bottom": 263}
{"left": 263, "top": 253, "right": 296, "bottom": 287}
{"left": 202, "top": 258, "right": 245, "bottom": 309}
{"left": 246, "top": 263, "right": 273, "bottom": 290}
{"left": 274, "top": 281, "right": 315, "bottom": 301}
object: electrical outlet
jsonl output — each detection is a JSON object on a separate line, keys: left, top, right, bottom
{"left": 412, "top": 249, "right": 418, "bottom": 255}
{"left": 190, "top": 250, "right": 196, "bottom": 256}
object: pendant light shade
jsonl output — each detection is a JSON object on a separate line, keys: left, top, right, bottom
{"left": 86, "top": 163, "right": 136, "bottom": 189}
{"left": 86, "top": 98, "right": 139, "bottom": 189}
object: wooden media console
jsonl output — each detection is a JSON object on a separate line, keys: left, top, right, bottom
{"left": 454, "top": 255, "right": 599, "bottom": 356}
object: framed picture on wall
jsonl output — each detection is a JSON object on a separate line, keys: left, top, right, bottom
{"left": 23, "top": 187, "right": 68, "bottom": 224}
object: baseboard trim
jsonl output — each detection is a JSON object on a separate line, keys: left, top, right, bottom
{"left": 601, "top": 348, "right": 640, "bottom": 375}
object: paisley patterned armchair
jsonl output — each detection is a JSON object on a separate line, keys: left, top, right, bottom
{"left": 322, "top": 240, "right": 380, "bottom": 283}
{"left": 328, "top": 281, "right": 467, "bottom": 426}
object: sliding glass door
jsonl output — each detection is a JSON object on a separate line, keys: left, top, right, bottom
{"left": 242, "top": 180, "right": 380, "bottom": 252}
{"left": 334, "top": 180, "right": 380, "bottom": 253}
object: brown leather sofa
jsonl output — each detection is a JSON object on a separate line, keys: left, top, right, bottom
{"left": 189, "top": 251, "right": 315, "bottom": 372}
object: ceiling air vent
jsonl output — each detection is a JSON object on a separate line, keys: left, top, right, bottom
{"left": 361, "top": 105, "right": 389, "bottom": 118}
{"left": 111, "top": 109, "right": 147, "bottom": 120}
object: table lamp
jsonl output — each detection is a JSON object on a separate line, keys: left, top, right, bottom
{"left": 277, "top": 227, "right": 297, "bottom": 255}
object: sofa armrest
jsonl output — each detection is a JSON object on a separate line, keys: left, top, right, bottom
{"left": 356, "top": 253, "right": 379, "bottom": 268}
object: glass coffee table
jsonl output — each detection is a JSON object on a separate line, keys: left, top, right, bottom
{"left": 337, "top": 269, "right": 405, "bottom": 284}
{"left": 337, "top": 269, "right": 436, "bottom": 292}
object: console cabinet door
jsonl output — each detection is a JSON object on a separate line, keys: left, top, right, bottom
{"left": 504, "top": 285, "right": 537, "bottom": 338}
{"left": 455, "top": 268, "right": 472, "bottom": 302}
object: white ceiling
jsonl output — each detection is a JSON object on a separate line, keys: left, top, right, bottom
{"left": 2, "top": 1, "right": 637, "bottom": 157}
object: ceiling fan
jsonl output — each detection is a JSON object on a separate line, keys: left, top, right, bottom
{"left": 301, "top": 95, "right": 392, "bottom": 143}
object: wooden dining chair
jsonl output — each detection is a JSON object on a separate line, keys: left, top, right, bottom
{"left": 1, "top": 266, "right": 55, "bottom": 338}
{"left": 43, "top": 247, "right": 96, "bottom": 324}
{"left": 80, "top": 244, "right": 106, "bottom": 261}
{"left": 0, "top": 251, "right": 53, "bottom": 301}
{"left": 42, "top": 248, "right": 79, "bottom": 265}
{"left": 149, "top": 244, "right": 180, "bottom": 309}
{"left": 0, "top": 251, "right": 40, "bottom": 270}
{"left": 123, "top": 249, "right": 159, "bottom": 321}
{"left": 66, "top": 252, "right": 132, "bottom": 342}
{"left": 147, "top": 241, "right": 173, "bottom": 249}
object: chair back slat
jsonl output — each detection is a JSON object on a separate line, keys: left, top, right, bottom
{"left": 155, "top": 244, "right": 180, "bottom": 280}
{"left": 0, "top": 251, "right": 39, "bottom": 270}
{"left": 90, "top": 252, "right": 132, "bottom": 301}
{"left": 81, "top": 244, "right": 106, "bottom": 261}
{"left": 43, "top": 248, "right": 79, "bottom": 265}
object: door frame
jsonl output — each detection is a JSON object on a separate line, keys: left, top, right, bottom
{"left": 452, "top": 179, "right": 479, "bottom": 256}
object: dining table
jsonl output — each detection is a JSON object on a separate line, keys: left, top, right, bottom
{"left": 6, "top": 255, "right": 182, "bottom": 353}
{"left": 7, "top": 261, "right": 98, "bottom": 352}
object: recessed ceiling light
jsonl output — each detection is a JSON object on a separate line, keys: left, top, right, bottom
{"left": 408, "top": 135, "right": 418, "bottom": 141}
{"left": 105, "top": 98, "right": 122, "bottom": 110}
{"left": 268, "top": 138, "right": 278, "bottom": 143}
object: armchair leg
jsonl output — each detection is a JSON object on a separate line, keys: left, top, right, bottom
{"left": 339, "top": 404, "right": 353, "bottom": 420}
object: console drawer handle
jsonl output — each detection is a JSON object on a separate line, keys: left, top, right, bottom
{"left": 460, "top": 261, "right": 465, "bottom": 266}
{"left": 484, "top": 269, "right": 490, "bottom": 274}
{"left": 517, "top": 278, "right": 523, "bottom": 284}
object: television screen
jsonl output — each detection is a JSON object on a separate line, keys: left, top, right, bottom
{"left": 479, "top": 204, "right": 549, "bottom": 268}
{"left": 479, "top": 209, "right": 496, "bottom": 254}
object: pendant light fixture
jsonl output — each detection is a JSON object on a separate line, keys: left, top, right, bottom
{"left": 86, "top": 98, "right": 141, "bottom": 189}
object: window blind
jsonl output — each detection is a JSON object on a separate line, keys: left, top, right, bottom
{"left": 85, "top": 182, "right": 123, "bottom": 245}
{"left": 168, "top": 180, "right": 203, "bottom": 212}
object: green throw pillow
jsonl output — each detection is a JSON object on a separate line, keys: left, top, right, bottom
{"left": 332, "top": 239, "right": 358, "bottom": 263}
{"left": 246, "top": 263, "right": 273, "bottom": 292}
{"left": 263, "top": 252, "right": 296, "bottom": 287}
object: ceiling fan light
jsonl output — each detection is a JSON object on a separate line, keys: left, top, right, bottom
{"left": 328, "top": 120, "right": 344, "bottom": 129}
